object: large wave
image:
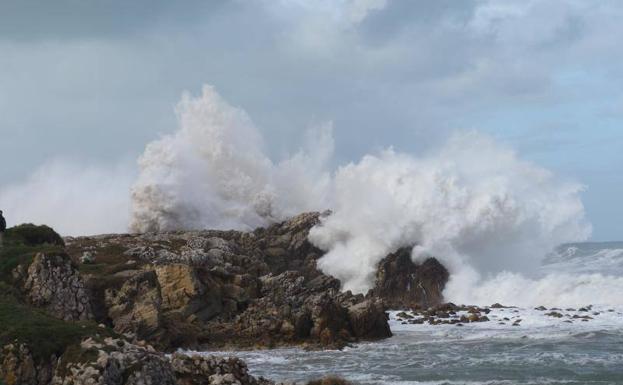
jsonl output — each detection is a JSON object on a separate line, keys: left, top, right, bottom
{"left": 130, "top": 85, "right": 333, "bottom": 232}
{"left": 130, "top": 85, "right": 598, "bottom": 306}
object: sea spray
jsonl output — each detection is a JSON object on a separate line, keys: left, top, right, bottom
{"left": 308, "top": 133, "right": 591, "bottom": 294}
{"left": 130, "top": 85, "right": 598, "bottom": 306}
{"left": 130, "top": 85, "right": 332, "bottom": 232}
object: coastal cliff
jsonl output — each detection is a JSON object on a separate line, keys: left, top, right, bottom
{"left": 0, "top": 213, "right": 449, "bottom": 384}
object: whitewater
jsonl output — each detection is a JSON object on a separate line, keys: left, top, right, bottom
{"left": 125, "top": 86, "right": 621, "bottom": 384}
{"left": 195, "top": 243, "right": 623, "bottom": 384}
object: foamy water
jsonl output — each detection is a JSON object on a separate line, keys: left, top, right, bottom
{"left": 194, "top": 242, "right": 623, "bottom": 384}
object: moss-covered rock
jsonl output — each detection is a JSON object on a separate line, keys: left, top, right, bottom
{"left": 4, "top": 224, "right": 64, "bottom": 248}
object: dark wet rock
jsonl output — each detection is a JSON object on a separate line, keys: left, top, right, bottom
{"left": 396, "top": 312, "right": 413, "bottom": 319}
{"left": 572, "top": 315, "right": 593, "bottom": 320}
{"left": 534, "top": 306, "right": 547, "bottom": 311}
{"left": 545, "top": 312, "right": 563, "bottom": 318}
{"left": 371, "top": 247, "right": 448, "bottom": 309}
{"left": 56, "top": 212, "right": 454, "bottom": 350}
{"left": 348, "top": 300, "right": 392, "bottom": 339}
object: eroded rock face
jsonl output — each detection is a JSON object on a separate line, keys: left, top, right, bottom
{"left": 0, "top": 344, "right": 56, "bottom": 385}
{"left": 170, "top": 353, "right": 273, "bottom": 385}
{"left": 372, "top": 247, "right": 449, "bottom": 309}
{"left": 347, "top": 299, "right": 391, "bottom": 339}
{"left": 104, "top": 270, "right": 163, "bottom": 339}
{"left": 52, "top": 337, "right": 177, "bottom": 385}
{"left": 58, "top": 212, "right": 448, "bottom": 350}
{"left": 1, "top": 337, "right": 274, "bottom": 385}
{"left": 200, "top": 270, "right": 391, "bottom": 349}
{"left": 16, "top": 253, "right": 93, "bottom": 321}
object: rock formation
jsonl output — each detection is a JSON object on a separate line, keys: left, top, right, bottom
{"left": 372, "top": 247, "right": 448, "bottom": 309}
{"left": 1, "top": 338, "right": 273, "bottom": 385}
{"left": 13, "top": 253, "right": 93, "bottom": 321}
{"left": 56, "top": 212, "right": 408, "bottom": 351}
{"left": 1, "top": 212, "right": 451, "bottom": 385}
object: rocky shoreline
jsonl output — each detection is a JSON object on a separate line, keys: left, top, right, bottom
{"left": 0, "top": 213, "right": 449, "bottom": 384}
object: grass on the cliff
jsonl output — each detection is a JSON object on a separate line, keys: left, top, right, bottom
{"left": 0, "top": 224, "right": 66, "bottom": 282}
{"left": 0, "top": 243, "right": 64, "bottom": 282}
{"left": 0, "top": 282, "right": 113, "bottom": 362}
{"left": 0, "top": 224, "right": 115, "bottom": 362}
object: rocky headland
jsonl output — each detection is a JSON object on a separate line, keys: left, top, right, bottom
{"left": 0, "top": 212, "right": 449, "bottom": 385}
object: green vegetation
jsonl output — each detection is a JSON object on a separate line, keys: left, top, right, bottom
{"left": 0, "top": 243, "right": 64, "bottom": 282}
{"left": 4, "top": 223, "right": 65, "bottom": 247}
{"left": 0, "top": 224, "right": 66, "bottom": 281}
{"left": 0, "top": 283, "right": 113, "bottom": 362}
{"left": 0, "top": 223, "right": 116, "bottom": 364}
{"left": 307, "top": 376, "right": 353, "bottom": 385}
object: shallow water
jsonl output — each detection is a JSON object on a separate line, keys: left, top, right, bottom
{"left": 193, "top": 242, "right": 623, "bottom": 384}
{"left": 195, "top": 307, "right": 623, "bottom": 384}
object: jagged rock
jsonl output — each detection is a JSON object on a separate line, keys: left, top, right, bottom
{"left": 104, "top": 271, "right": 163, "bottom": 339}
{"left": 347, "top": 300, "right": 392, "bottom": 339}
{"left": 17, "top": 253, "right": 93, "bottom": 321}
{"left": 1, "top": 344, "right": 39, "bottom": 385}
{"left": 546, "top": 311, "right": 563, "bottom": 318}
{"left": 2, "top": 338, "right": 275, "bottom": 385}
{"left": 61, "top": 212, "right": 448, "bottom": 350}
{"left": 170, "top": 353, "right": 273, "bottom": 385}
{"left": 51, "top": 337, "right": 177, "bottom": 385}
{"left": 372, "top": 247, "right": 449, "bottom": 309}
{"left": 156, "top": 264, "right": 213, "bottom": 318}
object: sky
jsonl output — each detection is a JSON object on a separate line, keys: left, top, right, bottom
{"left": 0, "top": 0, "right": 622, "bottom": 240}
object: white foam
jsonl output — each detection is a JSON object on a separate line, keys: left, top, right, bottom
{"left": 129, "top": 84, "right": 610, "bottom": 307}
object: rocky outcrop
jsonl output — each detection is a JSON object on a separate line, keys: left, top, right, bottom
{"left": 372, "top": 247, "right": 449, "bottom": 309}
{"left": 57, "top": 213, "right": 393, "bottom": 350}
{"left": 347, "top": 299, "right": 391, "bottom": 339}
{"left": 199, "top": 270, "right": 391, "bottom": 349}
{"left": 14, "top": 253, "right": 93, "bottom": 321}
{"left": 0, "top": 344, "right": 55, "bottom": 385}
{"left": 170, "top": 353, "right": 273, "bottom": 385}
{"left": 1, "top": 212, "right": 452, "bottom": 384}
{"left": 52, "top": 337, "right": 177, "bottom": 385}
{"left": 2, "top": 338, "right": 275, "bottom": 385}
{"left": 44, "top": 212, "right": 446, "bottom": 351}
{"left": 104, "top": 270, "right": 163, "bottom": 339}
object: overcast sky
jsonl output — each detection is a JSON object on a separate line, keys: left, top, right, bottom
{"left": 1, "top": 0, "right": 622, "bottom": 240}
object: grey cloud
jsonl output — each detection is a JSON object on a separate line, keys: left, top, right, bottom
{"left": 1, "top": 0, "right": 623, "bottom": 238}
{"left": 0, "top": 0, "right": 228, "bottom": 41}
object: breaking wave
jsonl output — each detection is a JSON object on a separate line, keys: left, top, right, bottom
{"left": 129, "top": 84, "right": 603, "bottom": 306}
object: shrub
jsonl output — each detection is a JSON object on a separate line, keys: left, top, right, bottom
{"left": 0, "top": 284, "right": 114, "bottom": 362}
{"left": 5, "top": 224, "right": 65, "bottom": 247}
{"left": 307, "top": 376, "right": 353, "bottom": 385}
{"left": 0, "top": 244, "right": 64, "bottom": 282}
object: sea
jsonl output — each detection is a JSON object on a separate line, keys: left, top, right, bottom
{"left": 193, "top": 242, "right": 623, "bottom": 384}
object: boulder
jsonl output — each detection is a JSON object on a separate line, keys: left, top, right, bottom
{"left": 347, "top": 300, "right": 392, "bottom": 339}
{"left": 17, "top": 253, "right": 93, "bottom": 321}
{"left": 104, "top": 271, "right": 162, "bottom": 339}
{"left": 372, "top": 247, "right": 449, "bottom": 309}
